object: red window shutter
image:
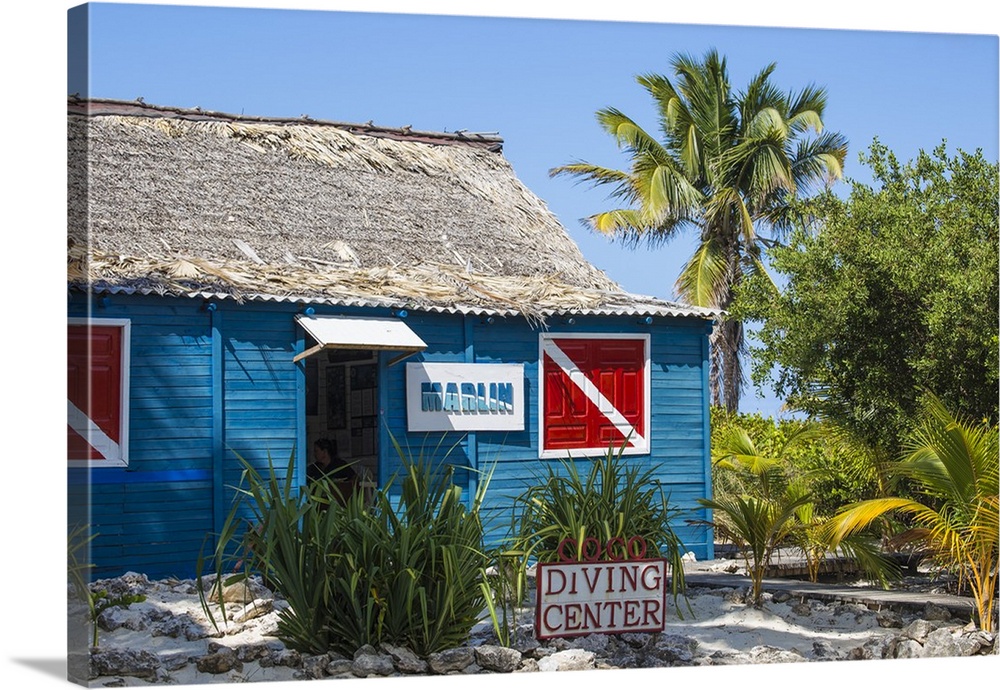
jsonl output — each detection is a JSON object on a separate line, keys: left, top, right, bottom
{"left": 68, "top": 325, "right": 123, "bottom": 461}
{"left": 542, "top": 337, "right": 647, "bottom": 454}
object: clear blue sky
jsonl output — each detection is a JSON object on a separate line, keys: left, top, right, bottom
{"left": 66, "top": 2, "right": 998, "bottom": 417}
{"left": 2, "top": 3, "right": 998, "bottom": 690}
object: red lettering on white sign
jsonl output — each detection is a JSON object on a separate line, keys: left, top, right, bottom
{"left": 534, "top": 559, "right": 669, "bottom": 639}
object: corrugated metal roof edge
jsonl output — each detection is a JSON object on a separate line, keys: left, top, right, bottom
{"left": 69, "top": 283, "right": 720, "bottom": 321}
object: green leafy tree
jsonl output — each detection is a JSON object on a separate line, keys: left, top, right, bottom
{"left": 738, "top": 141, "right": 999, "bottom": 447}
{"left": 551, "top": 49, "right": 847, "bottom": 411}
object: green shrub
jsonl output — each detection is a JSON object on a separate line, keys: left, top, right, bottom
{"left": 710, "top": 407, "right": 891, "bottom": 514}
{"left": 702, "top": 412, "right": 899, "bottom": 600}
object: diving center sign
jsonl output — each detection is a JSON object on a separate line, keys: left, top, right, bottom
{"left": 535, "top": 537, "right": 668, "bottom": 640}
{"left": 405, "top": 363, "right": 524, "bottom": 432}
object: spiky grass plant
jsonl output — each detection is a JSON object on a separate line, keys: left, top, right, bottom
{"left": 197, "top": 450, "right": 343, "bottom": 653}
{"left": 324, "top": 454, "right": 494, "bottom": 655}
{"left": 479, "top": 551, "right": 523, "bottom": 647}
{"left": 508, "top": 440, "right": 688, "bottom": 608}
{"left": 199, "top": 439, "right": 495, "bottom": 656}
{"left": 68, "top": 524, "right": 99, "bottom": 647}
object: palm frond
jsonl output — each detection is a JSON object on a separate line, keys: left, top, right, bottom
{"left": 586, "top": 207, "right": 640, "bottom": 232}
{"left": 549, "top": 161, "right": 632, "bottom": 186}
{"left": 634, "top": 159, "right": 704, "bottom": 220}
{"left": 672, "top": 50, "right": 737, "bottom": 161}
{"left": 636, "top": 72, "right": 685, "bottom": 134}
{"left": 829, "top": 497, "right": 953, "bottom": 546}
{"left": 713, "top": 425, "right": 759, "bottom": 459}
{"left": 834, "top": 532, "right": 901, "bottom": 587}
{"left": 737, "top": 62, "right": 782, "bottom": 121}
{"left": 786, "top": 84, "right": 829, "bottom": 134}
{"left": 675, "top": 236, "right": 730, "bottom": 308}
{"left": 596, "top": 108, "right": 672, "bottom": 163}
{"left": 744, "top": 106, "right": 789, "bottom": 141}
{"left": 903, "top": 392, "right": 999, "bottom": 504}
{"left": 791, "top": 132, "right": 848, "bottom": 189}
{"left": 743, "top": 251, "right": 781, "bottom": 297}
{"left": 703, "top": 186, "right": 756, "bottom": 246}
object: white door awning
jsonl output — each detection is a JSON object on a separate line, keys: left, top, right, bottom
{"left": 293, "top": 314, "right": 427, "bottom": 364}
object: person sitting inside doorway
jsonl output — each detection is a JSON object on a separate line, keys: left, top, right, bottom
{"left": 308, "top": 438, "right": 360, "bottom": 502}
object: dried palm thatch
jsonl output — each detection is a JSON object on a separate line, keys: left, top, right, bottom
{"left": 68, "top": 99, "right": 715, "bottom": 324}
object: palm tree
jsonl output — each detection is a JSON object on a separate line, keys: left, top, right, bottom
{"left": 551, "top": 50, "right": 847, "bottom": 411}
{"left": 696, "top": 491, "right": 811, "bottom": 607}
{"left": 700, "top": 420, "right": 813, "bottom": 605}
{"left": 827, "top": 395, "right": 999, "bottom": 632}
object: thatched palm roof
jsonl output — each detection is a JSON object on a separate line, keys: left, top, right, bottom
{"left": 68, "top": 98, "right": 716, "bottom": 323}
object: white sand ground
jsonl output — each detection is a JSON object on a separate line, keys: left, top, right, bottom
{"left": 76, "top": 567, "right": 926, "bottom": 686}
{"left": 658, "top": 588, "right": 883, "bottom": 656}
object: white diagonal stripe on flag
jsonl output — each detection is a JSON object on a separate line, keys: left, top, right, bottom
{"left": 542, "top": 339, "right": 646, "bottom": 447}
{"left": 68, "top": 399, "right": 120, "bottom": 460}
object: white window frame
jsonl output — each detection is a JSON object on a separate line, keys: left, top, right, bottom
{"left": 538, "top": 332, "right": 651, "bottom": 459}
{"left": 68, "top": 317, "right": 131, "bottom": 468}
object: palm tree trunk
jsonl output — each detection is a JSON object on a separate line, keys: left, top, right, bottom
{"left": 709, "top": 244, "right": 745, "bottom": 412}
{"left": 709, "top": 328, "right": 725, "bottom": 409}
{"left": 709, "top": 318, "right": 744, "bottom": 413}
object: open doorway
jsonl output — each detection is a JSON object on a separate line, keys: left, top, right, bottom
{"left": 296, "top": 312, "right": 426, "bottom": 499}
{"left": 304, "top": 347, "right": 378, "bottom": 497}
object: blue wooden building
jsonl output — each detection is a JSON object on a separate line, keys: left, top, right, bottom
{"left": 68, "top": 98, "right": 717, "bottom": 579}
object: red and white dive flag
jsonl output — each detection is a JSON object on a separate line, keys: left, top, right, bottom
{"left": 540, "top": 335, "right": 649, "bottom": 458}
{"left": 67, "top": 322, "right": 128, "bottom": 465}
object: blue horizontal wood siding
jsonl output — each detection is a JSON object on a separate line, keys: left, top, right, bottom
{"left": 68, "top": 293, "right": 215, "bottom": 578}
{"left": 379, "top": 312, "right": 474, "bottom": 506}
{"left": 67, "top": 295, "right": 306, "bottom": 578}
{"left": 69, "top": 291, "right": 714, "bottom": 578}
{"left": 220, "top": 306, "right": 302, "bottom": 532}
{"left": 383, "top": 313, "right": 715, "bottom": 560}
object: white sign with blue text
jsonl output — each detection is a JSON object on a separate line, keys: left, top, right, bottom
{"left": 405, "top": 363, "right": 525, "bottom": 432}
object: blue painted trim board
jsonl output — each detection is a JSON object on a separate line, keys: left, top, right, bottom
{"left": 701, "top": 322, "right": 715, "bottom": 560}
{"left": 211, "top": 304, "right": 225, "bottom": 550}
{"left": 69, "top": 468, "right": 213, "bottom": 485}
{"left": 378, "top": 350, "right": 390, "bottom": 490}
{"left": 295, "top": 321, "right": 306, "bottom": 490}
{"left": 464, "top": 314, "right": 478, "bottom": 506}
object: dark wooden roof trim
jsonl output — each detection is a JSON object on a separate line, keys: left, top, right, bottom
{"left": 68, "top": 96, "right": 504, "bottom": 152}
